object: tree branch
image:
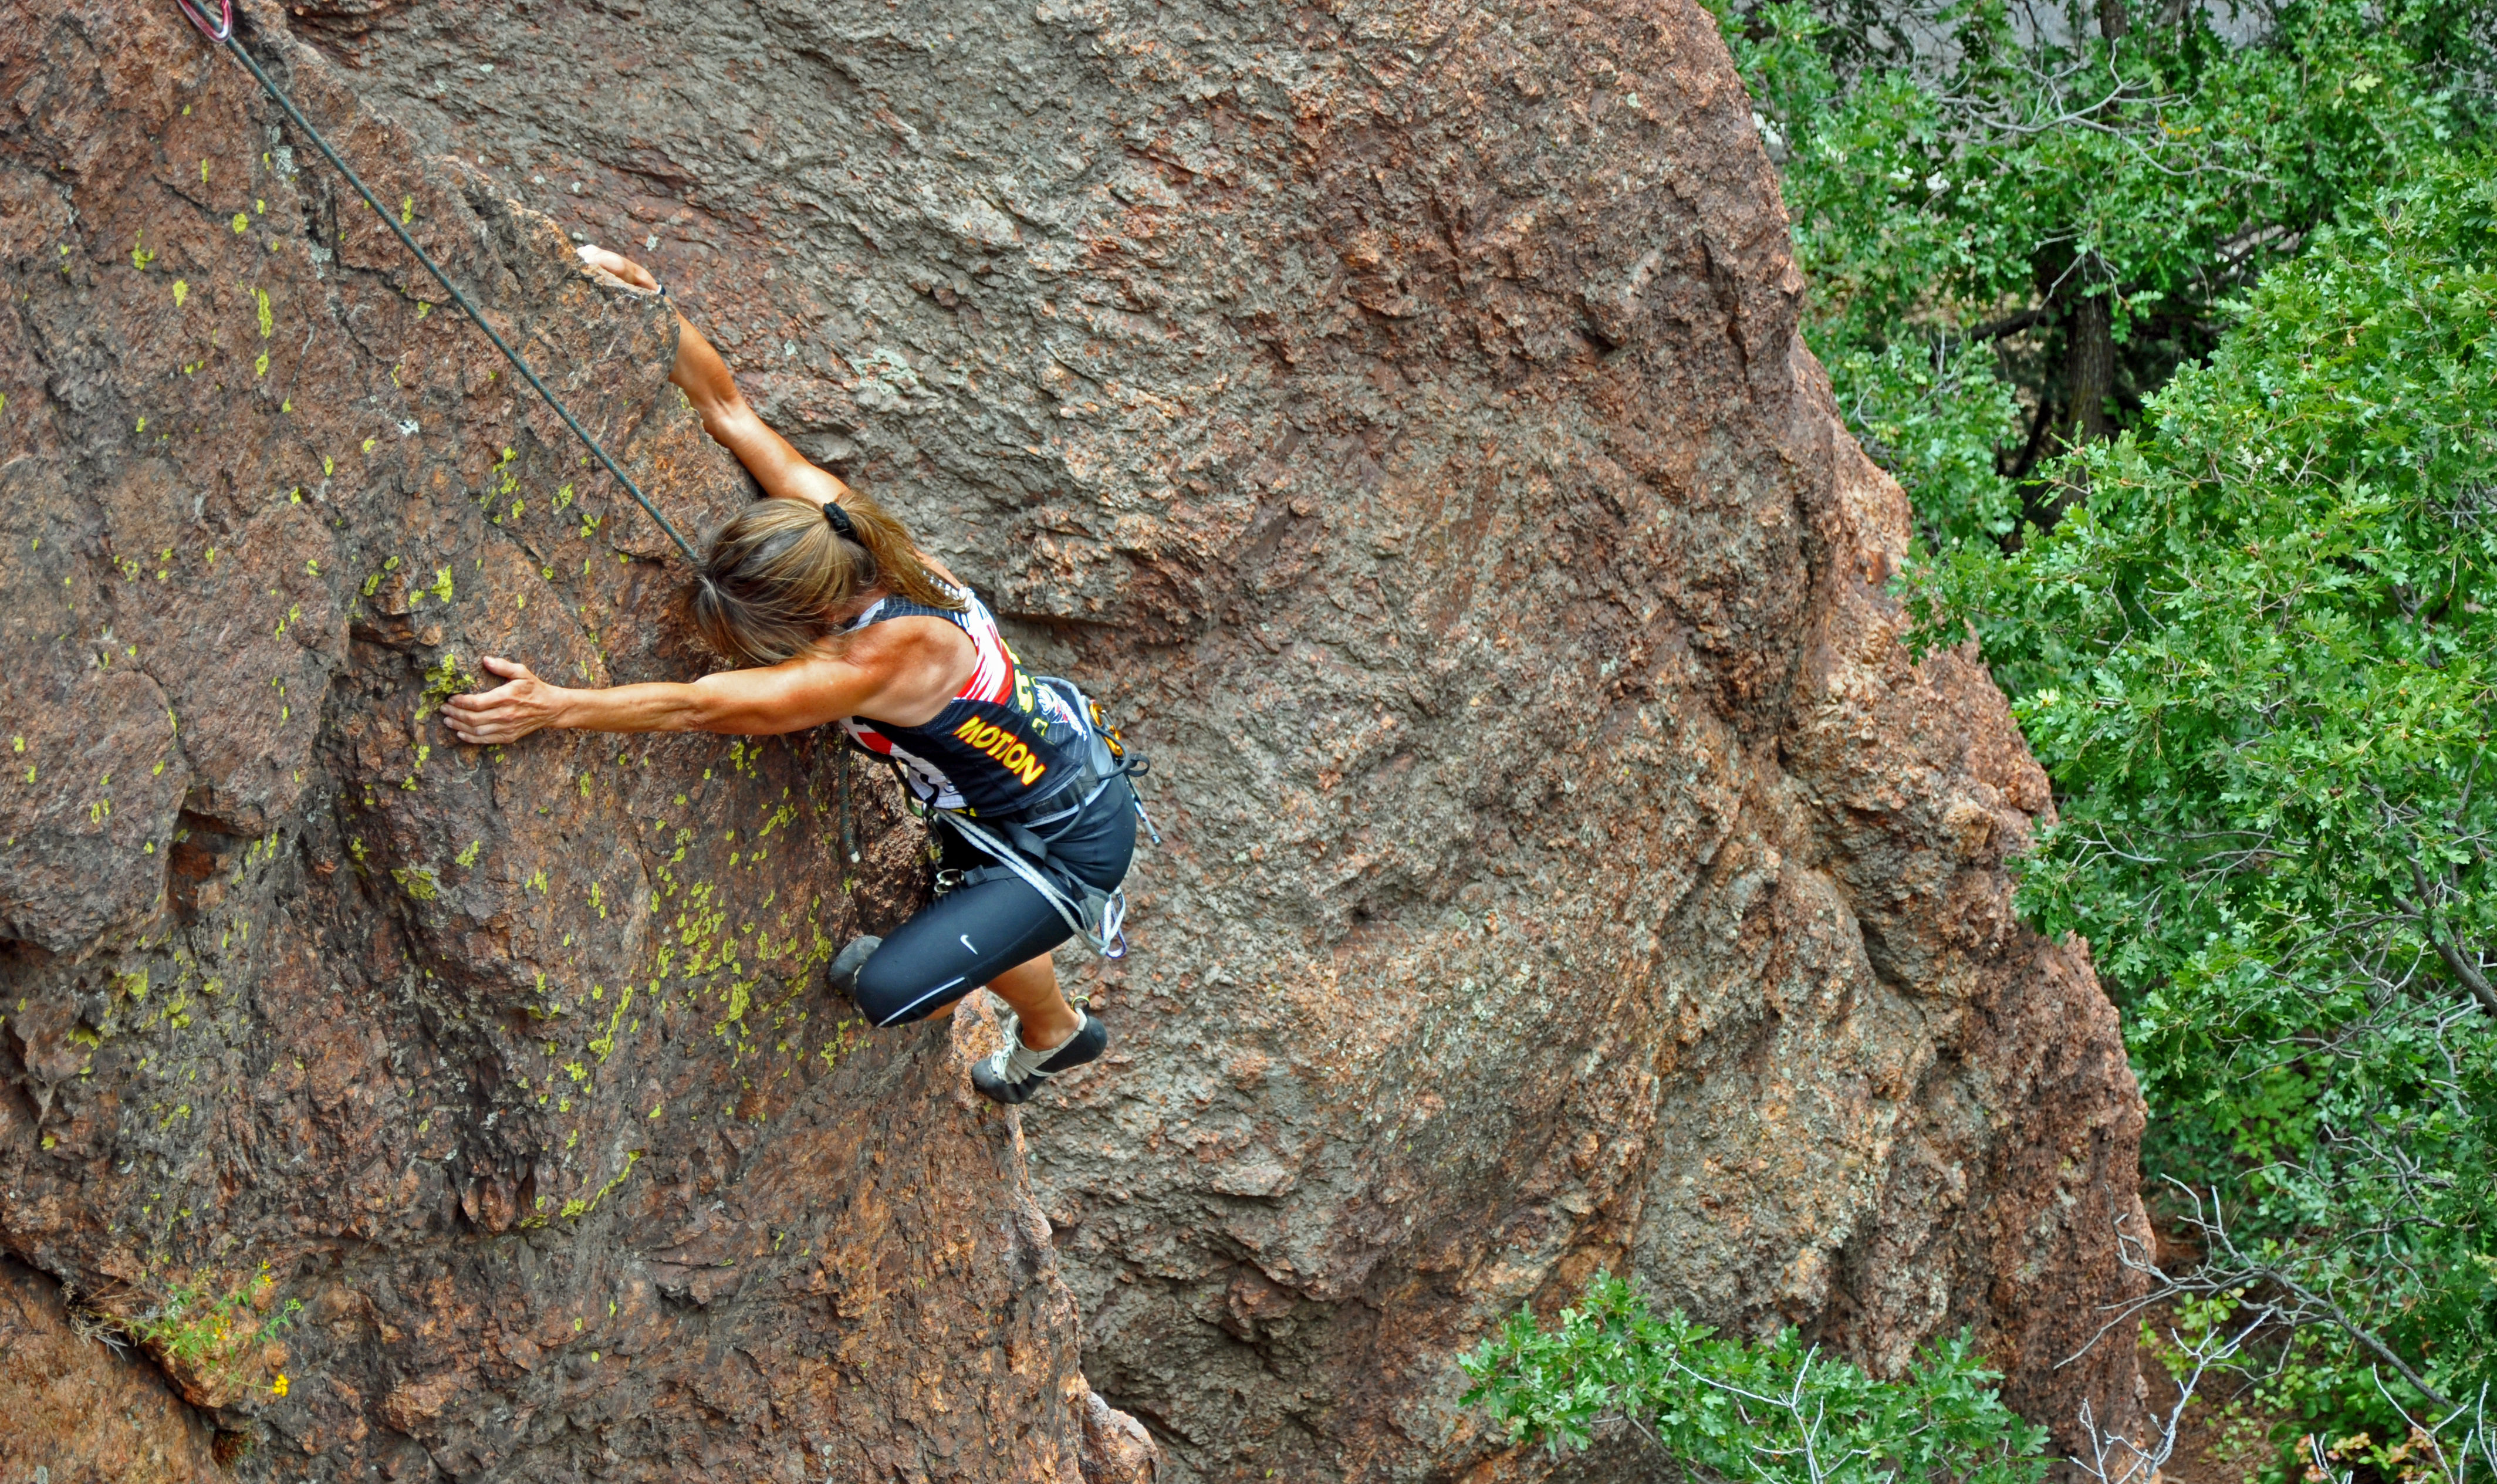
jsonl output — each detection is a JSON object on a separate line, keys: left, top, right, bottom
{"left": 2405, "top": 857, "right": 2497, "bottom": 1016}
{"left": 1968, "top": 306, "right": 2051, "bottom": 342}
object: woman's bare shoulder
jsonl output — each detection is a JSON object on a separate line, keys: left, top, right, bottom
{"left": 814, "top": 613, "right": 972, "bottom": 673}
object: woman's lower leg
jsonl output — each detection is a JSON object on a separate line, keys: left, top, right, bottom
{"left": 984, "top": 955, "right": 1082, "bottom": 1051}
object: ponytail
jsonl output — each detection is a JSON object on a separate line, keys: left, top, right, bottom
{"left": 687, "top": 489, "right": 961, "bottom": 668}
{"left": 829, "top": 492, "right": 962, "bottom": 613}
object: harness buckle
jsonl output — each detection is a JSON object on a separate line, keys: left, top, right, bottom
{"left": 933, "top": 868, "right": 968, "bottom": 895}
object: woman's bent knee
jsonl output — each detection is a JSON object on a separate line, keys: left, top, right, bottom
{"left": 852, "top": 952, "right": 974, "bottom": 1027}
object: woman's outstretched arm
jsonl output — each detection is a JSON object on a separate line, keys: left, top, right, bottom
{"left": 577, "top": 245, "right": 848, "bottom": 511}
{"left": 443, "top": 653, "right": 869, "bottom": 743}
{"left": 444, "top": 622, "right": 967, "bottom": 745}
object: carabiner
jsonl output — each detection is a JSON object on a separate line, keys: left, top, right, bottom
{"left": 175, "top": 0, "right": 234, "bottom": 42}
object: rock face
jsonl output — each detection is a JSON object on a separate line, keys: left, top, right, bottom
{"left": 0, "top": 1254, "right": 227, "bottom": 1482}
{"left": 1, "top": 5, "right": 1147, "bottom": 1480}
{"left": 1, "top": 0, "right": 2143, "bottom": 1480}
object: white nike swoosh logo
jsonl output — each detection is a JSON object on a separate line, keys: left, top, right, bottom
{"left": 961, "top": 934, "right": 977, "bottom": 954}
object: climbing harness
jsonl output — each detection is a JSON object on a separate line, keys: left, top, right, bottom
{"left": 173, "top": 0, "right": 700, "bottom": 564}
{"left": 833, "top": 584, "right": 1160, "bottom": 956}
{"left": 893, "top": 677, "right": 1159, "bottom": 959}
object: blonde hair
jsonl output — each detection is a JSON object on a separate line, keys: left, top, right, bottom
{"left": 688, "top": 493, "right": 961, "bottom": 667}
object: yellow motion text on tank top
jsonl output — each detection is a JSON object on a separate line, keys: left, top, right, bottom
{"left": 954, "top": 716, "right": 1049, "bottom": 787}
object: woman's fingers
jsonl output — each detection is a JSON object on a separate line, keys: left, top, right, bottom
{"left": 444, "top": 704, "right": 523, "bottom": 743}
{"left": 445, "top": 693, "right": 514, "bottom": 719}
{"left": 445, "top": 684, "right": 519, "bottom": 716}
{"left": 576, "top": 245, "right": 658, "bottom": 292}
{"left": 453, "top": 658, "right": 533, "bottom": 708}
{"left": 444, "top": 657, "right": 549, "bottom": 745}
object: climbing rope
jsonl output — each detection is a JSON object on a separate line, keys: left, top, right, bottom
{"left": 837, "top": 747, "right": 857, "bottom": 866}
{"left": 175, "top": 0, "right": 701, "bottom": 563}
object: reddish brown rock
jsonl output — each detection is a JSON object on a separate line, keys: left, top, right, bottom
{"left": 1079, "top": 1379, "right": 1165, "bottom": 1483}
{"left": 0, "top": 1255, "right": 227, "bottom": 1482}
{"left": 1, "top": 0, "right": 2143, "bottom": 1480}
{"left": 0, "top": 4, "right": 1132, "bottom": 1478}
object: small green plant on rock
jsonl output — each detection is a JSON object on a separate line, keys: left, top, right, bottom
{"left": 1460, "top": 1272, "right": 2048, "bottom": 1484}
{"left": 120, "top": 1266, "right": 303, "bottom": 1397}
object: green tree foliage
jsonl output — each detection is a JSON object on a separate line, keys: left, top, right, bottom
{"left": 1462, "top": 4, "right": 2497, "bottom": 1475}
{"left": 1916, "top": 154, "right": 2497, "bottom": 1458}
{"left": 1460, "top": 1273, "right": 2051, "bottom": 1483}
{"left": 1715, "top": 0, "right": 2470, "bottom": 549}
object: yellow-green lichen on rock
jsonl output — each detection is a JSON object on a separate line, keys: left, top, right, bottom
{"left": 0, "top": 8, "right": 1114, "bottom": 1480}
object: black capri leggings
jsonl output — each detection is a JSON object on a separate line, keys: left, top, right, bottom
{"left": 852, "top": 776, "right": 1138, "bottom": 1026}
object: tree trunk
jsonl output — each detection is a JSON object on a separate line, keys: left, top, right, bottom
{"left": 2066, "top": 286, "right": 2116, "bottom": 446}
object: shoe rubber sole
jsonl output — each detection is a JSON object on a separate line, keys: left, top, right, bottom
{"left": 826, "top": 935, "right": 881, "bottom": 1000}
{"left": 972, "top": 1012, "right": 1109, "bottom": 1106}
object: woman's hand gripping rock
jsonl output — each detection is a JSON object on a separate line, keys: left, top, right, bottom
{"left": 444, "top": 657, "right": 569, "bottom": 745}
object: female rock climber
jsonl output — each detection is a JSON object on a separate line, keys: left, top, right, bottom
{"left": 441, "top": 246, "right": 1139, "bottom": 1107}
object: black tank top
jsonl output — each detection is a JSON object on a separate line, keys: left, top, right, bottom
{"left": 837, "top": 584, "right": 1091, "bottom": 817}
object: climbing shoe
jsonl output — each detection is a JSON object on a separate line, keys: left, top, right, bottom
{"left": 826, "top": 935, "right": 881, "bottom": 1003}
{"left": 972, "top": 1010, "right": 1108, "bottom": 1106}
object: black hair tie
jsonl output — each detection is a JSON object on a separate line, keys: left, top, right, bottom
{"left": 823, "top": 502, "right": 856, "bottom": 539}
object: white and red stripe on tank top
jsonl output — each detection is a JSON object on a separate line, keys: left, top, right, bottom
{"left": 837, "top": 586, "right": 1026, "bottom": 810}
